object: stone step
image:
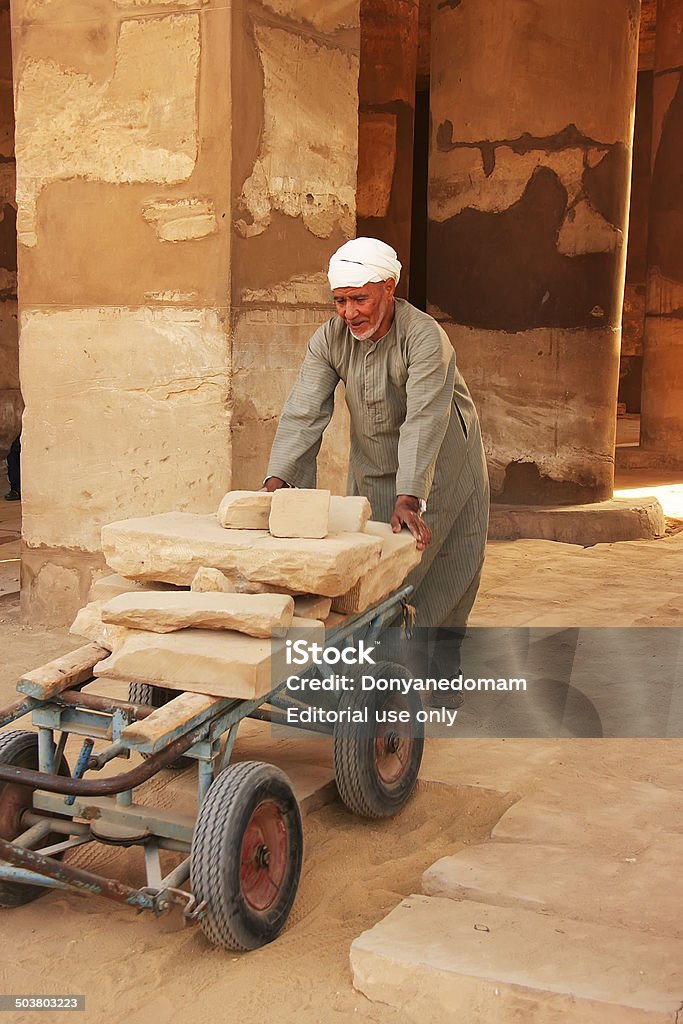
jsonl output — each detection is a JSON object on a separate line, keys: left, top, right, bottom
{"left": 351, "top": 895, "right": 683, "bottom": 1023}
{"left": 423, "top": 837, "right": 683, "bottom": 938}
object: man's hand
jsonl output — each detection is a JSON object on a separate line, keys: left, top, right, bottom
{"left": 263, "top": 476, "right": 290, "bottom": 492}
{"left": 390, "top": 495, "right": 432, "bottom": 550}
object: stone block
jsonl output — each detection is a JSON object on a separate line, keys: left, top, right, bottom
{"left": 269, "top": 488, "right": 330, "bottom": 538}
{"left": 94, "top": 617, "right": 325, "bottom": 700}
{"left": 217, "top": 491, "right": 272, "bottom": 530}
{"left": 293, "top": 594, "right": 333, "bottom": 621}
{"left": 489, "top": 497, "right": 666, "bottom": 544}
{"left": 101, "top": 591, "right": 295, "bottom": 638}
{"left": 351, "top": 895, "right": 683, "bottom": 1022}
{"left": 422, "top": 837, "right": 683, "bottom": 939}
{"left": 101, "top": 511, "right": 383, "bottom": 595}
{"left": 328, "top": 495, "right": 372, "bottom": 533}
{"left": 88, "top": 573, "right": 182, "bottom": 604}
{"left": 332, "top": 522, "right": 420, "bottom": 614}
{"left": 70, "top": 600, "right": 131, "bottom": 652}
{"left": 190, "top": 567, "right": 236, "bottom": 593}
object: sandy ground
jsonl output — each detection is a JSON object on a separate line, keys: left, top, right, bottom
{"left": 0, "top": 474, "right": 682, "bottom": 1023}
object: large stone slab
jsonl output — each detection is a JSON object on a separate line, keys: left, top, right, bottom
{"left": 94, "top": 617, "right": 325, "bottom": 700}
{"left": 422, "top": 836, "right": 683, "bottom": 939}
{"left": 101, "top": 511, "right": 383, "bottom": 596}
{"left": 351, "top": 895, "right": 683, "bottom": 1023}
{"left": 70, "top": 600, "right": 131, "bottom": 651}
{"left": 269, "top": 488, "right": 330, "bottom": 538}
{"left": 489, "top": 497, "right": 666, "bottom": 544}
{"left": 332, "top": 522, "right": 421, "bottom": 614}
{"left": 217, "top": 490, "right": 272, "bottom": 530}
{"left": 101, "top": 591, "right": 295, "bottom": 637}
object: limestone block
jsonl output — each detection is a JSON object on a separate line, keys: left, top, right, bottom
{"left": 269, "top": 488, "right": 330, "bottom": 539}
{"left": 328, "top": 496, "right": 372, "bottom": 533}
{"left": 14, "top": 14, "right": 200, "bottom": 247}
{"left": 70, "top": 600, "right": 130, "bottom": 652}
{"left": 217, "top": 491, "right": 272, "bottom": 530}
{"left": 332, "top": 522, "right": 420, "bottom": 615}
{"left": 191, "top": 567, "right": 236, "bottom": 593}
{"left": 101, "top": 591, "right": 295, "bottom": 638}
{"left": 351, "top": 895, "right": 683, "bottom": 1021}
{"left": 94, "top": 617, "right": 326, "bottom": 700}
{"left": 293, "top": 595, "right": 333, "bottom": 621}
{"left": 101, "top": 511, "right": 383, "bottom": 596}
{"left": 88, "top": 573, "right": 182, "bottom": 604}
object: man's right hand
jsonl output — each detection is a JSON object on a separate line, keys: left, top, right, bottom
{"left": 263, "top": 476, "right": 289, "bottom": 492}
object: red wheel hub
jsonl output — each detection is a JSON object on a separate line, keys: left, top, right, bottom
{"left": 374, "top": 697, "right": 412, "bottom": 785}
{"left": 240, "top": 800, "right": 288, "bottom": 911}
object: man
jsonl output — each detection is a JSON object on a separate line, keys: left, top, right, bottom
{"left": 265, "top": 238, "right": 489, "bottom": 688}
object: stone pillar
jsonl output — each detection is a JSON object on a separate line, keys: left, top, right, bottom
{"left": 0, "top": 0, "right": 18, "bottom": 464}
{"left": 356, "top": 0, "right": 419, "bottom": 296}
{"left": 428, "top": 0, "right": 640, "bottom": 504}
{"left": 12, "top": 0, "right": 360, "bottom": 623}
{"left": 639, "top": 0, "right": 683, "bottom": 459}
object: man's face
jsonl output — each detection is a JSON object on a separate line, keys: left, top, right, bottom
{"left": 332, "top": 279, "right": 396, "bottom": 341}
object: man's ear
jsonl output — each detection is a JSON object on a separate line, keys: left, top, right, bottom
{"left": 384, "top": 278, "right": 396, "bottom": 298}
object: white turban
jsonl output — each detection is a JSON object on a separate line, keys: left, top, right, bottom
{"left": 327, "top": 237, "right": 402, "bottom": 290}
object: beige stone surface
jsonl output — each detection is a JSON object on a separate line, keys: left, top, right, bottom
{"left": 235, "top": 26, "right": 358, "bottom": 239}
{"left": 557, "top": 199, "right": 621, "bottom": 256}
{"left": 101, "top": 511, "right": 383, "bottom": 595}
{"left": 142, "top": 199, "right": 217, "bottom": 243}
{"left": 328, "top": 495, "right": 372, "bottom": 533}
{"left": 101, "top": 590, "right": 295, "bottom": 637}
{"left": 20, "top": 308, "right": 231, "bottom": 552}
{"left": 217, "top": 491, "right": 272, "bottom": 530}
{"left": 260, "top": 0, "right": 357, "bottom": 32}
{"left": 269, "top": 488, "right": 330, "bottom": 538}
{"left": 94, "top": 617, "right": 325, "bottom": 699}
{"left": 351, "top": 895, "right": 683, "bottom": 1022}
{"left": 190, "top": 567, "right": 236, "bottom": 593}
{"left": 294, "top": 594, "right": 333, "bottom": 621}
{"left": 15, "top": 14, "right": 200, "bottom": 247}
{"left": 88, "top": 573, "right": 182, "bottom": 603}
{"left": 422, "top": 837, "right": 683, "bottom": 939}
{"left": 70, "top": 599, "right": 130, "bottom": 651}
{"left": 332, "top": 522, "right": 420, "bottom": 614}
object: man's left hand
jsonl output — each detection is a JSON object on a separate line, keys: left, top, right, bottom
{"left": 390, "top": 495, "right": 432, "bottom": 550}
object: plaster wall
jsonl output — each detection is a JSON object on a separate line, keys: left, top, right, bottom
{"left": 0, "top": 0, "right": 18, "bottom": 462}
{"left": 428, "top": 0, "right": 640, "bottom": 503}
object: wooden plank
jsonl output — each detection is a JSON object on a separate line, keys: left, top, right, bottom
{"left": 121, "top": 691, "right": 222, "bottom": 747}
{"left": 16, "top": 643, "right": 110, "bottom": 700}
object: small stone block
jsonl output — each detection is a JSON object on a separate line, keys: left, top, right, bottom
{"left": 70, "top": 600, "right": 131, "bottom": 651}
{"left": 190, "top": 567, "right": 236, "bottom": 593}
{"left": 88, "top": 573, "right": 182, "bottom": 604}
{"left": 293, "top": 594, "right": 333, "bottom": 620}
{"left": 328, "top": 495, "right": 372, "bottom": 533}
{"left": 269, "top": 488, "right": 330, "bottom": 539}
{"left": 217, "top": 490, "right": 272, "bottom": 530}
{"left": 101, "top": 591, "right": 295, "bottom": 637}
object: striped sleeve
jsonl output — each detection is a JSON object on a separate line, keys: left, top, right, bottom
{"left": 266, "top": 325, "right": 340, "bottom": 488}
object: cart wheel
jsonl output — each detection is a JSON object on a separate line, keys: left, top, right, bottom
{"left": 127, "top": 683, "right": 193, "bottom": 769}
{"left": 333, "top": 661, "right": 424, "bottom": 819}
{"left": 0, "top": 730, "right": 71, "bottom": 908}
{"left": 190, "top": 761, "right": 303, "bottom": 951}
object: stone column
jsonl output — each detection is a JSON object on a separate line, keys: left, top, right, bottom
{"left": 639, "top": 0, "right": 683, "bottom": 460}
{"left": 356, "top": 0, "right": 419, "bottom": 296}
{"left": 428, "top": 0, "right": 640, "bottom": 504}
{"left": 12, "top": 0, "right": 360, "bottom": 623}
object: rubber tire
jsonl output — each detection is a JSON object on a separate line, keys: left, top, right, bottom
{"left": 0, "top": 730, "right": 71, "bottom": 907}
{"left": 190, "top": 761, "right": 303, "bottom": 951}
{"left": 333, "top": 660, "right": 424, "bottom": 819}
{"left": 127, "top": 683, "right": 193, "bottom": 769}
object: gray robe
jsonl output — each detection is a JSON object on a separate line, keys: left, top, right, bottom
{"left": 267, "top": 298, "right": 490, "bottom": 627}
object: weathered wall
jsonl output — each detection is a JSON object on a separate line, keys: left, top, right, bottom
{"left": 13, "top": 0, "right": 233, "bottom": 622}
{"left": 229, "top": 1, "right": 358, "bottom": 495}
{"left": 356, "top": 0, "right": 418, "bottom": 295}
{"left": 428, "top": 0, "right": 640, "bottom": 503}
{"left": 13, "top": 0, "right": 360, "bottom": 623}
{"left": 639, "top": 0, "right": 683, "bottom": 457}
{"left": 0, "top": 0, "right": 18, "bottom": 462}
